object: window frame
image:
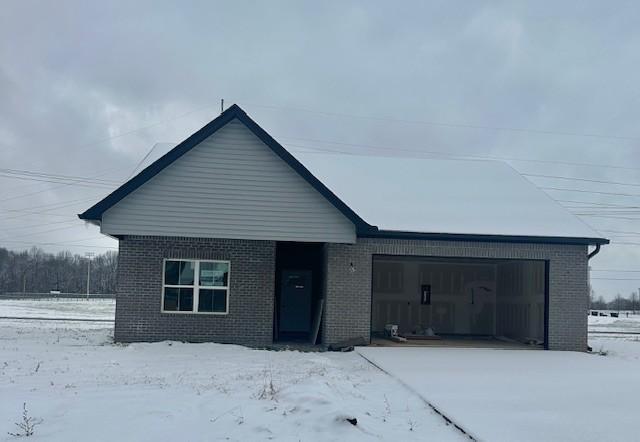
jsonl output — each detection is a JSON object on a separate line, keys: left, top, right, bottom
{"left": 161, "top": 258, "right": 230, "bottom": 315}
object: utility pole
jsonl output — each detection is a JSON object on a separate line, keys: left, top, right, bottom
{"left": 21, "top": 264, "right": 31, "bottom": 294}
{"left": 85, "top": 252, "right": 94, "bottom": 300}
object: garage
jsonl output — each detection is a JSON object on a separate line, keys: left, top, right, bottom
{"left": 371, "top": 255, "right": 548, "bottom": 347}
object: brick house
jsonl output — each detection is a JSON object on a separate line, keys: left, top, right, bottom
{"left": 79, "top": 104, "right": 608, "bottom": 351}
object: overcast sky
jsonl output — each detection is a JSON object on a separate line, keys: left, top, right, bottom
{"left": 1, "top": 1, "right": 639, "bottom": 300}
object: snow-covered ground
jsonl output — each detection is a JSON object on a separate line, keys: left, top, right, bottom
{"left": 2, "top": 300, "right": 639, "bottom": 441}
{"left": 0, "top": 299, "right": 115, "bottom": 321}
{"left": 360, "top": 333, "right": 640, "bottom": 442}
{"left": 0, "top": 319, "right": 462, "bottom": 441}
{"left": 588, "top": 312, "right": 640, "bottom": 334}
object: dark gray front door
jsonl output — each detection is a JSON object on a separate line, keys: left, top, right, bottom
{"left": 279, "top": 270, "right": 312, "bottom": 333}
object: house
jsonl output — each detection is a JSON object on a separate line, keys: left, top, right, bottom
{"left": 79, "top": 104, "right": 608, "bottom": 351}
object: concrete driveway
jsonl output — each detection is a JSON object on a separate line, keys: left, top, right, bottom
{"left": 358, "top": 344, "right": 640, "bottom": 442}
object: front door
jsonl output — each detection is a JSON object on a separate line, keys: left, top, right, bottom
{"left": 279, "top": 270, "right": 312, "bottom": 333}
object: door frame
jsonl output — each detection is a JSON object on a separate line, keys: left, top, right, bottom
{"left": 273, "top": 242, "right": 325, "bottom": 343}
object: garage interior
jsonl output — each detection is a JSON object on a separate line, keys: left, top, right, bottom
{"left": 371, "top": 255, "right": 547, "bottom": 348}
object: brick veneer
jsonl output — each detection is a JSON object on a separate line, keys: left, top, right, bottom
{"left": 115, "top": 235, "right": 589, "bottom": 351}
{"left": 114, "top": 236, "right": 275, "bottom": 346}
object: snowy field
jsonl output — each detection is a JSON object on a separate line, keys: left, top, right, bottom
{"left": 0, "top": 298, "right": 115, "bottom": 321}
{"left": 588, "top": 312, "right": 640, "bottom": 334}
{"left": 0, "top": 316, "right": 462, "bottom": 441}
{"left": 2, "top": 300, "right": 640, "bottom": 441}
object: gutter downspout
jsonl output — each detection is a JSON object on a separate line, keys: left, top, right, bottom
{"left": 586, "top": 244, "right": 602, "bottom": 352}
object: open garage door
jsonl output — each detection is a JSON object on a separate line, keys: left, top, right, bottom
{"left": 371, "top": 255, "right": 547, "bottom": 347}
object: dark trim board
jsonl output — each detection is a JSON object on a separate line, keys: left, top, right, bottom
{"left": 361, "top": 230, "right": 609, "bottom": 246}
{"left": 544, "top": 260, "right": 550, "bottom": 350}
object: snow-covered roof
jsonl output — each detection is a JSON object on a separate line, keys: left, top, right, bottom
{"left": 81, "top": 105, "right": 606, "bottom": 244}
{"left": 292, "top": 152, "right": 604, "bottom": 240}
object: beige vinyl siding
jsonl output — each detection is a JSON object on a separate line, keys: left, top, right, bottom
{"left": 101, "top": 119, "right": 356, "bottom": 243}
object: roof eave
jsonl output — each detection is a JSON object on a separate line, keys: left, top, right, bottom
{"left": 359, "top": 229, "right": 609, "bottom": 246}
{"left": 77, "top": 214, "right": 100, "bottom": 225}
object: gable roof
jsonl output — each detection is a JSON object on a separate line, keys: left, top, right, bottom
{"left": 80, "top": 104, "right": 608, "bottom": 246}
{"left": 79, "top": 104, "right": 370, "bottom": 231}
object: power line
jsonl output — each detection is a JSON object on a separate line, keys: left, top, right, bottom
{"left": 0, "top": 168, "right": 120, "bottom": 184}
{"left": 247, "top": 102, "right": 640, "bottom": 142}
{"left": 63, "top": 103, "right": 218, "bottom": 152}
{"left": 576, "top": 215, "right": 640, "bottom": 220}
{"left": 282, "top": 138, "right": 640, "bottom": 172}
{"left": 1, "top": 239, "right": 117, "bottom": 250}
{"left": 599, "top": 229, "right": 640, "bottom": 236}
{"left": 569, "top": 208, "right": 640, "bottom": 214}
{"left": 556, "top": 200, "right": 640, "bottom": 209}
{"left": 1, "top": 219, "right": 79, "bottom": 234}
{"left": 1, "top": 196, "right": 105, "bottom": 222}
{"left": 1, "top": 208, "right": 74, "bottom": 219}
{"left": 522, "top": 173, "right": 640, "bottom": 188}
{"left": 0, "top": 172, "right": 114, "bottom": 205}
{"left": 565, "top": 208, "right": 640, "bottom": 213}
{"left": 0, "top": 223, "right": 85, "bottom": 242}
{"left": 127, "top": 143, "right": 160, "bottom": 179}
{"left": 540, "top": 187, "right": 640, "bottom": 198}
{"left": 0, "top": 172, "right": 114, "bottom": 189}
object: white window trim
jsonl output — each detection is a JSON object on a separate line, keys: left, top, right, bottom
{"left": 161, "top": 258, "right": 230, "bottom": 315}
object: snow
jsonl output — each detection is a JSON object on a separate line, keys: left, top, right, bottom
{"left": 4, "top": 300, "right": 636, "bottom": 441}
{"left": 294, "top": 153, "right": 603, "bottom": 239}
{"left": 0, "top": 299, "right": 115, "bottom": 321}
{"left": 0, "top": 307, "right": 463, "bottom": 441}
{"left": 359, "top": 332, "right": 640, "bottom": 442}
{"left": 588, "top": 312, "right": 640, "bottom": 334}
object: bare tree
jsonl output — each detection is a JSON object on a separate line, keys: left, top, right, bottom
{"left": 0, "top": 247, "right": 117, "bottom": 294}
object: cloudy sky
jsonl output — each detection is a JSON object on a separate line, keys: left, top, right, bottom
{"left": 1, "top": 1, "right": 639, "bottom": 299}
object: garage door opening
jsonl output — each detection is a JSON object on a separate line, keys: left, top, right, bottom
{"left": 371, "top": 255, "right": 548, "bottom": 348}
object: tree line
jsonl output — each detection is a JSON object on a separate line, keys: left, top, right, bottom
{"left": 590, "top": 290, "right": 640, "bottom": 312}
{"left": 0, "top": 247, "right": 117, "bottom": 294}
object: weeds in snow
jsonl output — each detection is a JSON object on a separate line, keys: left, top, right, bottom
{"left": 7, "top": 403, "right": 42, "bottom": 438}
{"left": 256, "top": 362, "right": 278, "bottom": 400}
{"left": 382, "top": 394, "right": 391, "bottom": 422}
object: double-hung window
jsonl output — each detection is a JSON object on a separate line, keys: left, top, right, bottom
{"left": 162, "top": 259, "right": 230, "bottom": 314}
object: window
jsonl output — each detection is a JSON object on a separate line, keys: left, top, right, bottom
{"left": 162, "top": 259, "right": 230, "bottom": 314}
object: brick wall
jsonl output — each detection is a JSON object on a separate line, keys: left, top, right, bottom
{"left": 115, "top": 236, "right": 275, "bottom": 346}
{"left": 322, "top": 238, "right": 588, "bottom": 351}
{"left": 115, "top": 235, "right": 589, "bottom": 351}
